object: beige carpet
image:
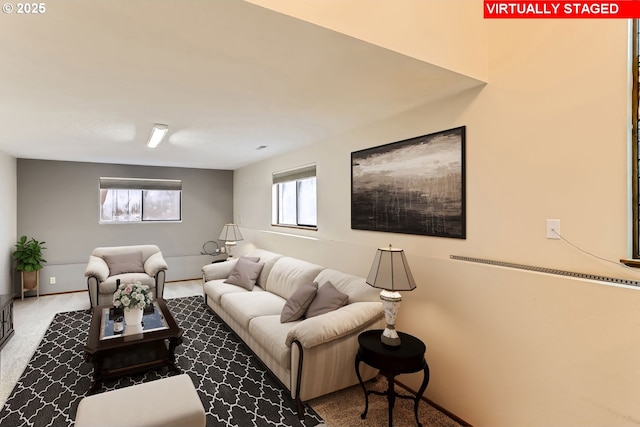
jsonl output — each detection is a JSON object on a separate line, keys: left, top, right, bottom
{"left": 310, "top": 376, "right": 463, "bottom": 427}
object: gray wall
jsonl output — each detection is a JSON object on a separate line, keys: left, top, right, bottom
{"left": 16, "top": 159, "right": 232, "bottom": 296}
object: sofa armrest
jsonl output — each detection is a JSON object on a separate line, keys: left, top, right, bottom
{"left": 144, "top": 251, "right": 168, "bottom": 277}
{"left": 286, "top": 302, "right": 383, "bottom": 348}
{"left": 84, "top": 256, "right": 109, "bottom": 282}
{"left": 202, "top": 259, "right": 237, "bottom": 282}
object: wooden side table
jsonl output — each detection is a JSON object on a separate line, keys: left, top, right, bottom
{"left": 355, "top": 329, "right": 429, "bottom": 427}
{"left": 0, "top": 294, "right": 14, "bottom": 350}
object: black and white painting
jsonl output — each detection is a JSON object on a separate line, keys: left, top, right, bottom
{"left": 351, "top": 126, "right": 466, "bottom": 239}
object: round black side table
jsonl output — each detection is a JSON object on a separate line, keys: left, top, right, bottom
{"left": 355, "top": 329, "right": 430, "bottom": 427}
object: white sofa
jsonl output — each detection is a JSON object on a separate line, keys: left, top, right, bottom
{"left": 84, "top": 245, "right": 168, "bottom": 308}
{"left": 202, "top": 248, "right": 385, "bottom": 416}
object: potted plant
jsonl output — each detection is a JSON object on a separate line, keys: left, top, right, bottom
{"left": 13, "top": 235, "right": 46, "bottom": 294}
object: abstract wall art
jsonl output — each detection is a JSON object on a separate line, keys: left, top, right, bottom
{"left": 351, "top": 126, "right": 466, "bottom": 239}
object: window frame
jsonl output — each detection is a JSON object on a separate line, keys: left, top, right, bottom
{"left": 99, "top": 177, "right": 183, "bottom": 224}
{"left": 271, "top": 164, "right": 318, "bottom": 230}
{"left": 633, "top": 19, "right": 639, "bottom": 258}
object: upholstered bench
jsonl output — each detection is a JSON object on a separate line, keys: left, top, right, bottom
{"left": 75, "top": 374, "right": 206, "bottom": 427}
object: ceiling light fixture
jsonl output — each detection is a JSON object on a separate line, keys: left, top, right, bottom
{"left": 147, "top": 124, "right": 169, "bottom": 148}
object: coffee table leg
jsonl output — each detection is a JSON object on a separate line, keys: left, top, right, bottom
{"left": 89, "top": 372, "right": 103, "bottom": 394}
{"left": 84, "top": 352, "right": 103, "bottom": 394}
{"left": 167, "top": 337, "right": 183, "bottom": 373}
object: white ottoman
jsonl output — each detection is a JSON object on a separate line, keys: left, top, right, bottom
{"left": 75, "top": 374, "right": 206, "bottom": 427}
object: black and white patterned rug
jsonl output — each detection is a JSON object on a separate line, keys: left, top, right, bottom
{"left": 0, "top": 296, "right": 324, "bottom": 427}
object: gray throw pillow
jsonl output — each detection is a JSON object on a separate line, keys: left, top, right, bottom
{"left": 280, "top": 282, "right": 318, "bottom": 323}
{"left": 240, "top": 256, "right": 260, "bottom": 263}
{"left": 224, "top": 257, "right": 265, "bottom": 290}
{"left": 103, "top": 252, "right": 145, "bottom": 276}
{"left": 305, "top": 281, "right": 349, "bottom": 318}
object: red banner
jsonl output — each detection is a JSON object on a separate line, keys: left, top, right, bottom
{"left": 484, "top": 1, "right": 640, "bottom": 18}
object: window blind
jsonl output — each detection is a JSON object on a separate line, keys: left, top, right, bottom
{"left": 272, "top": 164, "right": 316, "bottom": 184}
{"left": 99, "top": 177, "right": 182, "bottom": 191}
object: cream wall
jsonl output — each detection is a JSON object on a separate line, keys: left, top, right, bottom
{"left": 246, "top": 0, "right": 488, "bottom": 81}
{"left": 0, "top": 152, "right": 16, "bottom": 296}
{"left": 234, "top": 15, "right": 639, "bottom": 427}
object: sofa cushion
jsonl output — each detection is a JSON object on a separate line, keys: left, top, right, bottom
{"left": 103, "top": 252, "right": 145, "bottom": 276}
{"left": 280, "top": 282, "right": 318, "bottom": 323}
{"left": 224, "top": 258, "right": 265, "bottom": 290}
{"left": 246, "top": 249, "right": 283, "bottom": 288}
{"left": 222, "top": 292, "right": 286, "bottom": 329}
{"left": 204, "top": 279, "right": 266, "bottom": 305}
{"left": 99, "top": 274, "right": 155, "bottom": 294}
{"left": 305, "top": 281, "right": 349, "bottom": 318}
{"left": 266, "top": 257, "right": 324, "bottom": 300}
{"left": 92, "top": 245, "right": 161, "bottom": 263}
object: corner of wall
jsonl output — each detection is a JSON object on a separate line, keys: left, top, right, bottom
{"left": 0, "top": 152, "right": 17, "bottom": 295}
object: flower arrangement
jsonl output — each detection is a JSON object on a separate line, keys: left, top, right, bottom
{"left": 113, "top": 281, "right": 152, "bottom": 310}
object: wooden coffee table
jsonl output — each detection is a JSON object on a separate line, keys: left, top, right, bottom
{"left": 84, "top": 298, "right": 183, "bottom": 392}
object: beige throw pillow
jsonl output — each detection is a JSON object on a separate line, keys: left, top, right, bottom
{"left": 224, "top": 257, "right": 265, "bottom": 290}
{"left": 305, "top": 281, "right": 349, "bottom": 318}
{"left": 103, "top": 252, "right": 145, "bottom": 276}
{"left": 280, "top": 282, "right": 318, "bottom": 323}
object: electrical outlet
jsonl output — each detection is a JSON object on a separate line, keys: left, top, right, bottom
{"left": 49, "top": 277, "right": 56, "bottom": 285}
{"left": 546, "top": 219, "right": 561, "bottom": 239}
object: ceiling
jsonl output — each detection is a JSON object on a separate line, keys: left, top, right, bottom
{"left": 0, "top": 0, "right": 483, "bottom": 170}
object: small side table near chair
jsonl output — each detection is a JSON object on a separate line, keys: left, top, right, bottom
{"left": 355, "top": 329, "right": 430, "bottom": 427}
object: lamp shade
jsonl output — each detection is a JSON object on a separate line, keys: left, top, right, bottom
{"left": 218, "top": 223, "right": 244, "bottom": 242}
{"left": 366, "top": 246, "right": 416, "bottom": 292}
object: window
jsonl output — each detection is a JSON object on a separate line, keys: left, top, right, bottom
{"left": 272, "top": 164, "right": 317, "bottom": 228}
{"left": 99, "top": 177, "right": 182, "bottom": 223}
{"left": 633, "top": 20, "right": 640, "bottom": 257}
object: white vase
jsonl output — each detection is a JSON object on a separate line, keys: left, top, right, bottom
{"left": 124, "top": 307, "right": 143, "bottom": 327}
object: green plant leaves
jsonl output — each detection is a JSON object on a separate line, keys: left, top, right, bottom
{"left": 13, "top": 235, "right": 46, "bottom": 271}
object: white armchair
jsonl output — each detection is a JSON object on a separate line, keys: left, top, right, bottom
{"left": 84, "top": 245, "right": 168, "bottom": 308}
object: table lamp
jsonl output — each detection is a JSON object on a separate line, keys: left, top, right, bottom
{"left": 366, "top": 245, "right": 416, "bottom": 346}
{"left": 218, "top": 223, "right": 243, "bottom": 257}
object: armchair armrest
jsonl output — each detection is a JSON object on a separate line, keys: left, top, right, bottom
{"left": 286, "top": 302, "right": 383, "bottom": 348}
{"left": 84, "top": 255, "right": 109, "bottom": 282}
{"left": 144, "top": 252, "right": 168, "bottom": 277}
{"left": 202, "top": 259, "right": 237, "bottom": 282}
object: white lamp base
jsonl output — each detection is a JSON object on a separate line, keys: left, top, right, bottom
{"left": 379, "top": 289, "right": 402, "bottom": 347}
{"left": 225, "top": 241, "right": 237, "bottom": 258}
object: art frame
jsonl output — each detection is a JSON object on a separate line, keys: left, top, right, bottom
{"left": 351, "top": 126, "right": 466, "bottom": 239}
